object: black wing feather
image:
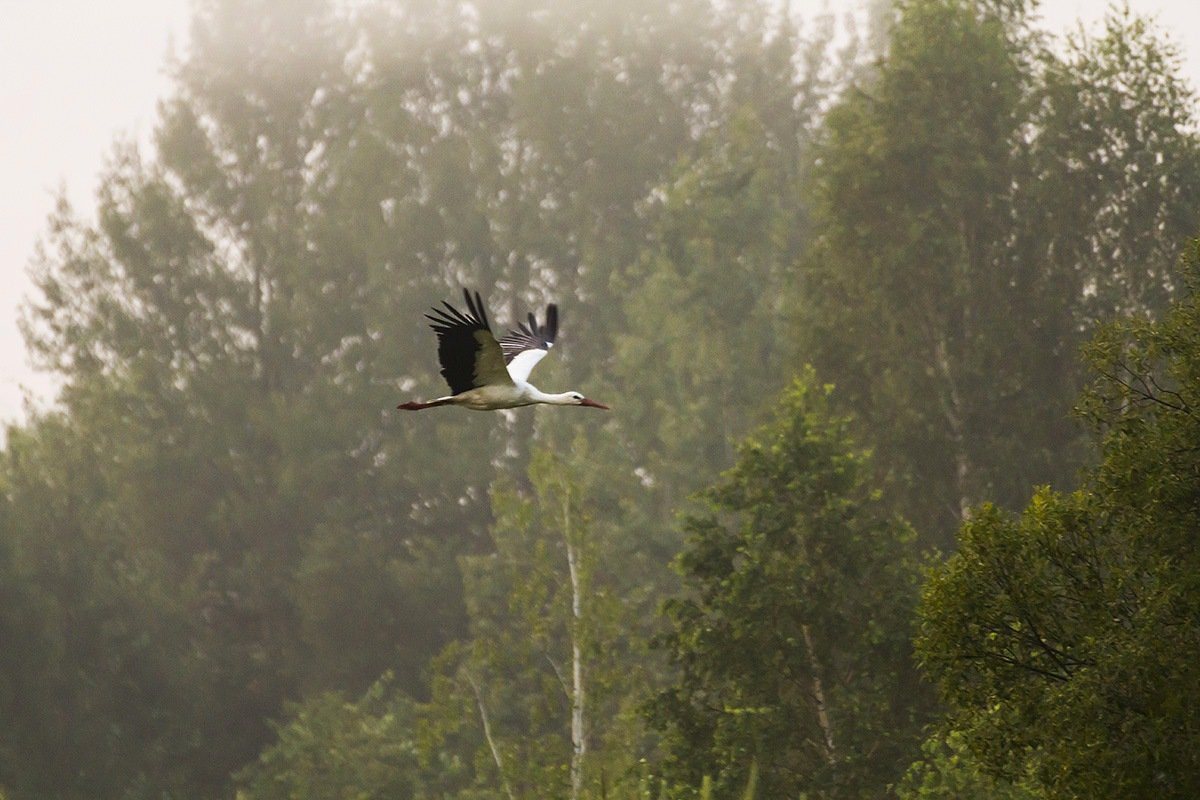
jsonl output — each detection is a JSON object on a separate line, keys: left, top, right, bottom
{"left": 500, "top": 302, "right": 558, "bottom": 364}
{"left": 463, "top": 289, "right": 491, "bottom": 332}
{"left": 424, "top": 289, "right": 494, "bottom": 395}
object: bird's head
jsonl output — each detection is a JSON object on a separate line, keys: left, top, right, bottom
{"left": 566, "top": 391, "right": 609, "bottom": 410}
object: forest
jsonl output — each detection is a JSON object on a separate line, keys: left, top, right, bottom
{"left": 2, "top": 0, "right": 1200, "bottom": 797}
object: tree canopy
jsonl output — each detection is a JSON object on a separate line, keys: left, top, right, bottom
{"left": 804, "top": 0, "right": 1200, "bottom": 546}
{"left": 649, "top": 371, "right": 931, "bottom": 798}
{"left": 917, "top": 241, "right": 1200, "bottom": 798}
{"left": 2, "top": 0, "right": 1199, "bottom": 798}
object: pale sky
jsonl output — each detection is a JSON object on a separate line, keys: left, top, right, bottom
{"left": 0, "top": 0, "right": 191, "bottom": 421}
{"left": 1, "top": 1, "right": 1199, "bottom": 424}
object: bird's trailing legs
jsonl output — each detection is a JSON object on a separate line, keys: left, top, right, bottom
{"left": 396, "top": 399, "right": 452, "bottom": 411}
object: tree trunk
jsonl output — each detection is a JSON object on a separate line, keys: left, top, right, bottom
{"left": 934, "top": 335, "right": 973, "bottom": 521}
{"left": 801, "top": 623, "right": 836, "bottom": 764}
{"left": 563, "top": 491, "right": 587, "bottom": 800}
{"left": 466, "top": 671, "right": 516, "bottom": 800}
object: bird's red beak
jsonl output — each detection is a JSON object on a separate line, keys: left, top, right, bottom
{"left": 579, "top": 398, "right": 609, "bottom": 410}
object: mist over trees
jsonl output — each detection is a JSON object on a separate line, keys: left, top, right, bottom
{"left": 2, "top": 0, "right": 1199, "bottom": 798}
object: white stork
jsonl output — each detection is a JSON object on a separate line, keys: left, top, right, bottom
{"left": 396, "top": 289, "right": 609, "bottom": 412}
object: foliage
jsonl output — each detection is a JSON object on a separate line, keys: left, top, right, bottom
{"left": 804, "top": 0, "right": 1200, "bottom": 546}
{"left": 916, "top": 242, "right": 1200, "bottom": 797}
{"left": 1033, "top": 6, "right": 1200, "bottom": 319}
{"left": 648, "top": 370, "right": 931, "bottom": 798}
{"left": 2, "top": 0, "right": 1200, "bottom": 796}
{"left": 1, "top": 0, "right": 837, "bottom": 794}
{"left": 613, "top": 106, "right": 806, "bottom": 524}
{"left": 419, "top": 445, "right": 641, "bottom": 799}
{"left": 0, "top": 407, "right": 211, "bottom": 798}
{"left": 236, "top": 675, "right": 422, "bottom": 800}
{"left": 896, "top": 730, "right": 1041, "bottom": 800}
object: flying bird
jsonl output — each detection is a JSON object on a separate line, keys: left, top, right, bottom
{"left": 396, "top": 289, "right": 609, "bottom": 412}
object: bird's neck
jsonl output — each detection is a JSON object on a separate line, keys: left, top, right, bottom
{"left": 527, "top": 386, "right": 574, "bottom": 405}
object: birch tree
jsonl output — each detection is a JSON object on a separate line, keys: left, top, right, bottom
{"left": 422, "top": 445, "right": 629, "bottom": 799}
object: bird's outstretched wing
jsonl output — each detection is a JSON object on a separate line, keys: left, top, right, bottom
{"left": 500, "top": 303, "right": 558, "bottom": 383}
{"left": 424, "top": 289, "right": 513, "bottom": 394}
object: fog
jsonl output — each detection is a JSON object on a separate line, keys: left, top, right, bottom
{"left": 2, "top": 1, "right": 1200, "bottom": 798}
{"left": 3, "top": 1, "right": 1199, "bottom": 423}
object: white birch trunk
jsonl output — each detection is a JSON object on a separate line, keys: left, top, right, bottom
{"left": 466, "top": 671, "right": 516, "bottom": 800}
{"left": 801, "top": 623, "right": 836, "bottom": 764}
{"left": 934, "top": 335, "right": 973, "bottom": 521}
{"left": 563, "top": 491, "right": 587, "bottom": 800}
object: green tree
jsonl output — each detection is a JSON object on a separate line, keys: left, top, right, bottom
{"left": 1031, "top": 7, "right": 1200, "bottom": 320}
{"left": 916, "top": 242, "right": 1200, "bottom": 797}
{"left": 526, "top": 11, "right": 862, "bottom": 748}
{"left": 0, "top": 0, "right": 907, "bottom": 795}
{"left": 896, "top": 730, "right": 1041, "bottom": 800}
{"left": 236, "top": 676, "right": 423, "bottom": 800}
{"left": 420, "top": 445, "right": 633, "bottom": 800}
{"left": 648, "top": 370, "right": 930, "bottom": 798}
{"left": 0, "top": 407, "right": 204, "bottom": 798}
{"left": 604, "top": 1, "right": 856, "bottom": 526}
{"left": 612, "top": 108, "right": 804, "bottom": 522}
{"left": 5, "top": 1, "right": 487, "bottom": 793}
{"left": 804, "top": 0, "right": 1200, "bottom": 546}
